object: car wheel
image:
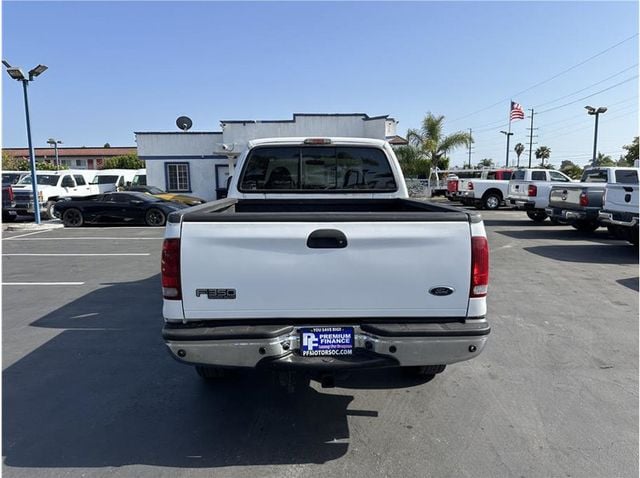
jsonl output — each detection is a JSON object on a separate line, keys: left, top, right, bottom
{"left": 483, "top": 193, "right": 501, "bottom": 210}
{"left": 549, "top": 217, "right": 562, "bottom": 225}
{"left": 2, "top": 212, "right": 16, "bottom": 223}
{"left": 145, "top": 208, "right": 166, "bottom": 227}
{"left": 526, "top": 210, "right": 548, "bottom": 222}
{"left": 629, "top": 227, "right": 639, "bottom": 246}
{"left": 44, "top": 200, "right": 58, "bottom": 220}
{"left": 62, "top": 208, "right": 84, "bottom": 227}
{"left": 607, "top": 225, "right": 626, "bottom": 239}
{"left": 571, "top": 220, "right": 599, "bottom": 233}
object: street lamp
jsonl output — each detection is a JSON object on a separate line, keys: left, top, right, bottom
{"left": 500, "top": 130, "right": 514, "bottom": 168}
{"left": 585, "top": 105, "right": 607, "bottom": 165}
{"left": 47, "top": 138, "right": 62, "bottom": 167}
{"left": 3, "top": 59, "right": 48, "bottom": 224}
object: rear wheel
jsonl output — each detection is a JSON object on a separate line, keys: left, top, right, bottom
{"left": 483, "top": 193, "right": 501, "bottom": 210}
{"left": 62, "top": 208, "right": 83, "bottom": 227}
{"left": 195, "top": 365, "right": 230, "bottom": 380}
{"left": 571, "top": 220, "right": 599, "bottom": 233}
{"left": 549, "top": 217, "right": 562, "bottom": 225}
{"left": 2, "top": 212, "right": 16, "bottom": 223}
{"left": 145, "top": 208, "right": 166, "bottom": 227}
{"left": 526, "top": 210, "right": 548, "bottom": 222}
{"left": 44, "top": 200, "right": 58, "bottom": 220}
{"left": 629, "top": 227, "right": 639, "bottom": 246}
{"left": 404, "top": 364, "right": 446, "bottom": 377}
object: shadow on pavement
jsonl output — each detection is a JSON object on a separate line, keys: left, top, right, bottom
{"left": 3, "top": 275, "right": 375, "bottom": 468}
{"left": 496, "top": 228, "right": 618, "bottom": 244}
{"left": 483, "top": 219, "right": 560, "bottom": 228}
{"left": 617, "top": 277, "right": 639, "bottom": 292}
{"left": 523, "top": 244, "right": 639, "bottom": 265}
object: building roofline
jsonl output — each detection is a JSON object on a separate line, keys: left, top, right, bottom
{"left": 134, "top": 131, "right": 222, "bottom": 135}
{"left": 220, "top": 113, "right": 393, "bottom": 125}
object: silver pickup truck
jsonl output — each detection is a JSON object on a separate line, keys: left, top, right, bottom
{"left": 599, "top": 178, "right": 639, "bottom": 245}
{"left": 161, "top": 137, "right": 491, "bottom": 388}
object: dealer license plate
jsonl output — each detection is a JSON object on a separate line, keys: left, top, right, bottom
{"left": 300, "top": 327, "right": 354, "bottom": 357}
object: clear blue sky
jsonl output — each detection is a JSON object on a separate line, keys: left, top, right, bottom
{"left": 2, "top": 1, "right": 638, "bottom": 167}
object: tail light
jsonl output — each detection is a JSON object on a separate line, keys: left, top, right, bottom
{"left": 38, "top": 191, "right": 44, "bottom": 201}
{"left": 161, "top": 238, "right": 181, "bottom": 300}
{"left": 579, "top": 192, "right": 588, "bottom": 207}
{"left": 468, "top": 182, "right": 474, "bottom": 191}
{"left": 7, "top": 185, "right": 13, "bottom": 202}
{"left": 528, "top": 185, "right": 537, "bottom": 197}
{"left": 470, "top": 236, "right": 489, "bottom": 298}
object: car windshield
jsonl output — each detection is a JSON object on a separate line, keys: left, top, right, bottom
{"left": 2, "top": 173, "right": 24, "bottom": 184}
{"left": 18, "top": 175, "right": 59, "bottom": 186}
{"left": 90, "top": 175, "right": 120, "bottom": 185}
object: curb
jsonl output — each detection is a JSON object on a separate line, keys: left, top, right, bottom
{"left": 4, "top": 221, "right": 64, "bottom": 232}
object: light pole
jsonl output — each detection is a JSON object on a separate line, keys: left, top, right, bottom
{"left": 585, "top": 105, "right": 607, "bottom": 165}
{"left": 500, "top": 130, "right": 514, "bottom": 168}
{"left": 3, "top": 60, "right": 48, "bottom": 224}
{"left": 47, "top": 138, "right": 62, "bottom": 167}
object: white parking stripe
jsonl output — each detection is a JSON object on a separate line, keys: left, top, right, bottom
{"left": 3, "top": 282, "right": 85, "bottom": 286}
{"left": 2, "top": 229, "right": 55, "bottom": 240}
{"left": 3, "top": 253, "right": 151, "bottom": 256}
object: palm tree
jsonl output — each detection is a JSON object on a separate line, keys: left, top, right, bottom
{"left": 593, "top": 152, "right": 615, "bottom": 167}
{"left": 406, "top": 113, "right": 472, "bottom": 171}
{"left": 477, "top": 158, "right": 494, "bottom": 169}
{"left": 535, "top": 146, "right": 551, "bottom": 167}
{"left": 395, "top": 145, "right": 430, "bottom": 177}
{"left": 514, "top": 143, "right": 525, "bottom": 167}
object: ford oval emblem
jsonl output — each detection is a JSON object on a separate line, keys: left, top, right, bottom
{"left": 429, "top": 286, "right": 455, "bottom": 296}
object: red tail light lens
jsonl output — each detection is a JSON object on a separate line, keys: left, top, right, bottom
{"left": 161, "top": 238, "right": 181, "bottom": 300}
{"left": 579, "top": 192, "right": 588, "bottom": 207}
{"left": 468, "top": 181, "right": 474, "bottom": 190}
{"left": 8, "top": 185, "right": 13, "bottom": 202}
{"left": 471, "top": 236, "right": 489, "bottom": 298}
{"left": 528, "top": 185, "right": 537, "bottom": 197}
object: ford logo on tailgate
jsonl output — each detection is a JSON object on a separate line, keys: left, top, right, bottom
{"left": 429, "top": 286, "right": 455, "bottom": 296}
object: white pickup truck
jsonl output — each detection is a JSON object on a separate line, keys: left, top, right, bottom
{"left": 507, "top": 168, "right": 573, "bottom": 222}
{"left": 161, "top": 137, "right": 491, "bottom": 388}
{"left": 459, "top": 169, "right": 513, "bottom": 210}
{"left": 9, "top": 170, "right": 96, "bottom": 219}
{"left": 598, "top": 173, "right": 639, "bottom": 245}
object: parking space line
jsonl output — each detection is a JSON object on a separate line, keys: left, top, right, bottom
{"left": 3, "top": 282, "right": 85, "bottom": 286}
{"left": 3, "top": 253, "right": 151, "bottom": 256}
{"left": 3, "top": 229, "right": 55, "bottom": 240}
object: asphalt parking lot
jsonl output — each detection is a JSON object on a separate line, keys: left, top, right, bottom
{"left": 2, "top": 208, "right": 638, "bottom": 478}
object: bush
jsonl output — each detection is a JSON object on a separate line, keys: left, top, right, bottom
{"left": 100, "top": 154, "right": 144, "bottom": 170}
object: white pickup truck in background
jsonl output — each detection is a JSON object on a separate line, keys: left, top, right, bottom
{"left": 9, "top": 170, "right": 97, "bottom": 219}
{"left": 599, "top": 174, "right": 639, "bottom": 245}
{"left": 161, "top": 137, "right": 491, "bottom": 388}
{"left": 459, "top": 169, "right": 513, "bottom": 210}
{"left": 508, "top": 168, "right": 574, "bottom": 222}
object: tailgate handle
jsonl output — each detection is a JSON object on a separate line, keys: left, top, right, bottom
{"left": 307, "top": 229, "right": 348, "bottom": 249}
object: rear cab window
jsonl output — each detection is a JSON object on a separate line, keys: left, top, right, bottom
{"left": 511, "top": 170, "right": 526, "bottom": 180}
{"left": 615, "top": 170, "right": 639, "bottom": 184}
{"left": 531, "top": 171, "right": 546, "bottom": 181}
{"left": 239, "top": 146, "right": 397, "bottom": 192}
{"left": 581, "top": 169, "right": 608, "bottom": 183}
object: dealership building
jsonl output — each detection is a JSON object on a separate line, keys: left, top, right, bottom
{"left": 135, "top": 113, "right": 407, "bottom": 201}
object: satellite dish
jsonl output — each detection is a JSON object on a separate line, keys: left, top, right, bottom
{"left": 176, "top": 116, "right": 193, "bottom": 131}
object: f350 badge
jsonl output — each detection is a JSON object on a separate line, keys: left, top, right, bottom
{"left": 196, "top": 288, "right": 237, "bottom": 299}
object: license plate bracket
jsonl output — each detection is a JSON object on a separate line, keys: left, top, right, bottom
{"left": 299, "top": 327, "right": 354, "bottom": 357}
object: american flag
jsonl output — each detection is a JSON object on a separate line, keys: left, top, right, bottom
{"left": 510, "top": 101, "right": 525, "bottom": 121}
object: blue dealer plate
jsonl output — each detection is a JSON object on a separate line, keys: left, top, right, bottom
{"left": 300, "top": 327, "right": 354, "bottom": 357}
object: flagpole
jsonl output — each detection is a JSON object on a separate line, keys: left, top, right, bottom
{"left": 504, "top": 100, "right": 513, "bottom": 168}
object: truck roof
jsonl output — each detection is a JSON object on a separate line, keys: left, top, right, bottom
{"left": 247, "top": 137, "right": 388, "bottom": 148}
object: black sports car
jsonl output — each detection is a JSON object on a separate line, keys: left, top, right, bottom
{"left": 56, "top": 192, "right": 187, "bottom": 227}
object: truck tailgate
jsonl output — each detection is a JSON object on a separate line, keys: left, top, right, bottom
{"left": 548, "top": 186, "right": 583, "bottom": 208}
{"left": 509, "top": 181, "right": 530, "bottom": 199}
{"left": 180, "top": 221, "right": 472, "bottom": 320}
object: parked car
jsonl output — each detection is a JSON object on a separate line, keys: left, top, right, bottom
{"left": 2, "top": 181, "right": 16, "bottom": 222}
{"left": 57, "top": 191, "right": 186, "bottom": 227}
{"left": 2, "top": 171, "right": 29, "bottom": 185}
{"left": 459, "top": 169, "right": 513, "bottom": 210}
{"left": 88, "top": 169, "right": 137, "bottom": 193}
{"left": 161, "top": 137, "right": 491, "bottom": 388}
{"left": 546, "top": 167, "right": 639, "bottom": 232}
{"left": 507, "top": 168, "right": 573, "bottom": 222}
{"left": 599, "top": 176, "right": 639, "bottom": 245}
{"left": 9, "top": 170, "right": 96, "bottom": 219}
{"left": 126, "top": 185, "right": 206, "bottom": 206}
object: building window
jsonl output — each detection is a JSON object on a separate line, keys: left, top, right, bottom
{"left": 166, "top": 163, "right": 190, "bottom": 192}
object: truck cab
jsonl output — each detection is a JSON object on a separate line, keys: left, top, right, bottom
{"left": 508, "top": 168, "right": 573, "bottom": 222}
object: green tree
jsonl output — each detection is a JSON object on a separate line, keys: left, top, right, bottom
{"left": 593, "top": 152, "right": 616, "bottom": 167}
{"left": 395, "top": 145, "right": 430, "bottom": 177}
{"left": 560, "top": 160, "right": 582, "bottom": 179}
{"left": 406, "top": 113, "right": 472, "bottom": 171}
{"left": 514, "top": 143, "right": 525, "bottom": 167}
{"left": 535, "top": 146, "right": 551, "bottom": 167}
{"left": 618, "top": 137, "right": 638, "bottom": 166}
{"left": 1, "top": 152, "right": 68, "bottom": 171}
{"left": 477, "top": 158, "right": 494, "bottom": 169}
{"left": 100, "top": 153, "right": 144, "bottom": 170}
{"left": 103, "top": 142, "right": 111, "bottom": 148}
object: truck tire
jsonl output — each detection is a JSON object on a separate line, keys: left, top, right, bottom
{"left": 195, "top": 365, "right": 229, "bottom": 379}
{"left": 2, "top": 212, "right": 16, "bottom": 223}
{"left": 404, "top": 364, "right": 446, "bottom": 377}
{"left": 629, "top": 227, "right": 639, "bottom": 246}
{"left": 62, "top": 208, "right": 84, "bottom": 227}
{"left": 607, "top": 225, "right": 626, "bottom": 239}
{"left": 571, "top": 220, "right": 599, "bottom": 233}
{"left": 44, "top": 200, "right": 58, "bottom": 220}
{"left": 483, "top": 192, "right": 502, "bottom": 210}
{"left": 526, "top": 210, "right": 548, "bottom": 222}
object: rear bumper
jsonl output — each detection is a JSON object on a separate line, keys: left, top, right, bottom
{"left": 599, "top": 210, "right": 639, "bottom": 228}
{"left": 545, "top": 207, "right": 598, "bottom": 223}
{"left": 509, "top": 198, "right": 535, "bottom": 210}
{"left": 163, "top": 320, "right": 490, "bottom": 369}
